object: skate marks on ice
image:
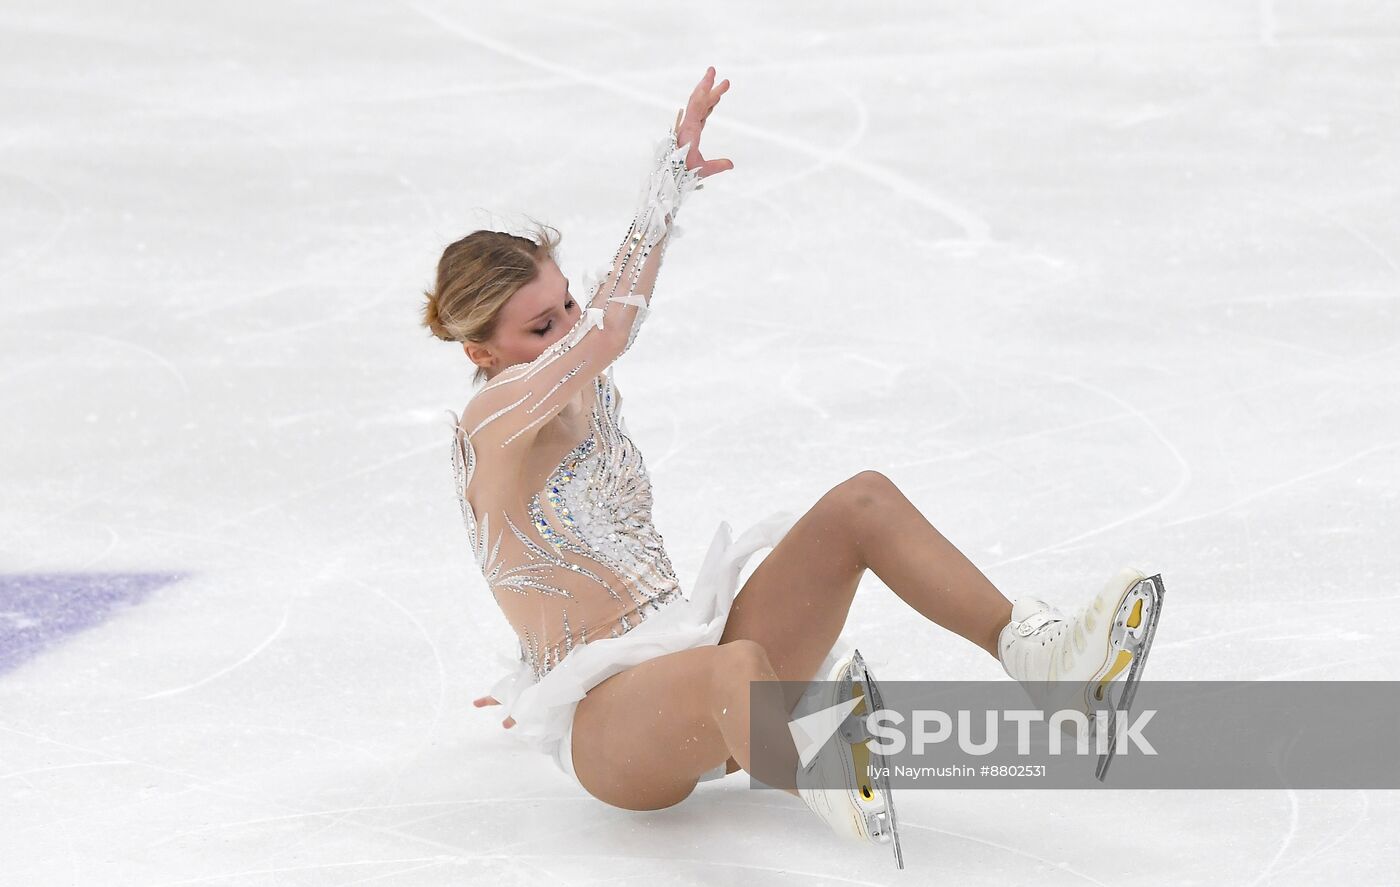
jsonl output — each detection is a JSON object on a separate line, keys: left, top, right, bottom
{"left": 407, "top": 2, "right": 992, "bottom": 243}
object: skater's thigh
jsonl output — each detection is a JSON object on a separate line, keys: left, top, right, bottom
{"left": 569, "top": 644, "right": 727, "bottom": 811}
{"left": 719, "top": 474, "right": 873, "bottom": 687}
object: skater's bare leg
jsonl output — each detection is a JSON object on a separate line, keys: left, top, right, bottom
{"left": 715, "top": 470, "right": 1014, "bottom": 773}
{"left": 852, "top": 470, "right": 1014, "bottom": 656}
{"left": 575, "top": 470, "right": 1014, "bottom": 797}
{"left": 569, "top": 640, "right": 801, "bottom": 811}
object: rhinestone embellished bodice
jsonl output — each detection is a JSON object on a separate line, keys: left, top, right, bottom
{"left": 442, "top": 121, "right": 702, "bottom": 683}
{"left": 450, "top": 369, "right": 683, "bottom": 681}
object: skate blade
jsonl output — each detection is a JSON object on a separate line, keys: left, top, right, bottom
{"left": 1093, "top": 574, "right": 1166, "bottom": 782}
{"left": 839, "top": 710, "right": 888, "bottom": 816}
{"left": 832, "top": 658, "right": 889, "bottom": 823}
{"left": 836, "top": 662, "right": 892, "bottom": 842}
{"left": 848, "top": 649, "right": 905, "bottom": 870}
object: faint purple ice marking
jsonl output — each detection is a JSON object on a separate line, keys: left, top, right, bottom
{"left": 0, "top": 572, "right": 185, "bottom": 675}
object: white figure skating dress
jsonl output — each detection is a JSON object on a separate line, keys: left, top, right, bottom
{"left": 445, "top": 124, "right": 829, "bottom": 771}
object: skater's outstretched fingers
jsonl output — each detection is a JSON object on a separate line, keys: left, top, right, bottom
{"left": 473, "top": 694, "right": 515, "bottom": 728}
{"left": 675, "top": 65, "right": 734, "bottom": 179}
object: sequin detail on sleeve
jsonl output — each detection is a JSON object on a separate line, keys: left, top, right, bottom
{"left": 459, "top": 124, "right": 703, "bottom": 455}
{"left": 446, "top": 124, "right": 703, "bottom": 683}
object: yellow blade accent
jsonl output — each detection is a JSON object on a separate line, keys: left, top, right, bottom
{"left": 1095, "top": 650, "right": 1135, "bottom": 701}
{"left": 850, "top": 682, "right": 875, "bottom": 801}
{"left": 1126, "top": 598, "right": 1144, "bottom": 629}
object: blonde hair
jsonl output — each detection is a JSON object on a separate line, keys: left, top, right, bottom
{"left": 422, "top": 219, "right": 562, "bottom": 386}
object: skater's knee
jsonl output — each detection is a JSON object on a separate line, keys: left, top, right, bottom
{"left": 820, "top": 470, "right": 898, "bottom": 524}
{"left": 837, "top": 469, "right": 897, "bottom": 510}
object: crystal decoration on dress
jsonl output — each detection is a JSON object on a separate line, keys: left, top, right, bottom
{"left": 446, "top": 122, "right": 703, "bottom": 683}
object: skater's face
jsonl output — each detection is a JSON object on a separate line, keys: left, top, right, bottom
{"left": 464, "top": 256, "right": 580, "bottom": 378}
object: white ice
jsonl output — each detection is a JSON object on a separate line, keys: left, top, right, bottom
{"left": 2, "top": 1, "right": 1398, "bottom": 884}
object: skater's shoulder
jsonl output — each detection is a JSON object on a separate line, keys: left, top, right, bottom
{"left": 457, "top": 388, "right": 492, "bottom": 435}
{"left": 455, "top": 386, "right": 533, "bottom": 460}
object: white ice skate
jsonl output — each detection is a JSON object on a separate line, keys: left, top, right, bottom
{"left": 794, "top": 648, "right": 905, "bottom": 869}
{"left": 998, "top": 568, "right": 1166, "bottom": 780}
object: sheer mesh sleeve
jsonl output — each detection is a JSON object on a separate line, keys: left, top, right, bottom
{"left": 463, "top": 124, "right": 703, "bottom": 451}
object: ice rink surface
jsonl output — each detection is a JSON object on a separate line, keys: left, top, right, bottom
{"left": 3, "top": 1, "right": 1398, "bottom": 883}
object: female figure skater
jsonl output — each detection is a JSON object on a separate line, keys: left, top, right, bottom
{"left": 423, "top": 67, "right": 1163, "bottom": 865}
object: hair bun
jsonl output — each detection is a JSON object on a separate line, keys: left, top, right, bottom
{"left": 422, "top": 290, "right": 451, "bottom": 340}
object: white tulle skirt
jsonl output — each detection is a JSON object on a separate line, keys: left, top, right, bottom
{"left": 486, "top": 507, "right": 845, "bottom": 767}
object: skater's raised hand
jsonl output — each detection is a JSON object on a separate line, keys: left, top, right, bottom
{"left": 675, "top": 66, "right": 733, "bottom": 178}
{"left": 473, "top": 694, "right": 515, "bottom": 729}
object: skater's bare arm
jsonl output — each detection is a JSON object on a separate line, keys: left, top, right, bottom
{"left": 463, "top": 69, "right": 731, "bottom": 453}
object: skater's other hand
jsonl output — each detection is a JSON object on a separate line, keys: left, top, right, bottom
{"left": 675, "top": 66, "right": 733, "bottom": 179}
{"left": 473, "top": 694, "right": 515, "bottom": 729}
